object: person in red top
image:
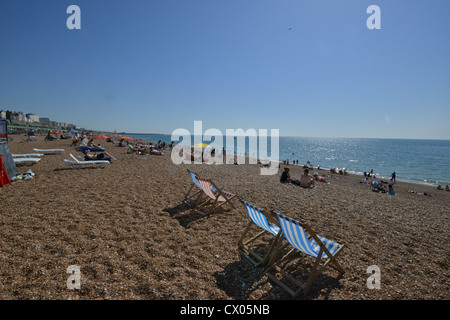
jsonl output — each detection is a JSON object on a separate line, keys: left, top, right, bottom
{"left": 313, "top": 172, "right": 327, "bottom": 183}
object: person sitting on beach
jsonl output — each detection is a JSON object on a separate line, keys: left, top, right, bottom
{"left": 87, "top": 139, "right": 95, "bottom": 147}
{"left": 377, "top": 183, "right": 387, "bottom": 193}
{"left": 72, "top": 137, "right": 80, "bottom": 146}
{"left": 446, "top": 185, "right": 450, "bottom": 191}
{"left": 279, "top": 167, "right": 300, "bottom": 185}
{"left": 371, "top": 180, "right": 379, "bottom": 191}
{"left": 437, "top": 185, "right": 442, "bottom": 190}
{"left": 280, "top": 167, "right": 291, "bottom": 183}
{"left": 300, "top": 169, "right": 316, "bottom": 188}
{"left": 389, "top": 185, "right": 396, "bottom": 195}
{"left": 87, "top": 139, "right": 104, "bottom": 149}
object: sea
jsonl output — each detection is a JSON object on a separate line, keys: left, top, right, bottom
{"left": 126, "top": 133, "right": 450, "bottom": 187}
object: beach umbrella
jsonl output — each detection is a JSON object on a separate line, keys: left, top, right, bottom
{"left": 192, "top": 143, "right": 211, "bottom": 149}
{"left": 68, "top": 129, "right": 78, "bottom": 133}
{"left": 120, "top": 136, "right": 133, "bottom": 140}
{"left": 91, "top": 135, "right": 110, "bottom": 139}
{"left": 52, "top": 131, "right": 62, "bottom": 134}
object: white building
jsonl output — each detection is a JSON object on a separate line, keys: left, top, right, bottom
{"left": 26, "top": 113, "right": 39, "bottom": 123}
{"left": 17, "top": 112, "right": 26, "bottom": 122}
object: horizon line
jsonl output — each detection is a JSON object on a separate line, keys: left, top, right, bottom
{"left": 119, "top": 132, "right": 450, "bottom": 141}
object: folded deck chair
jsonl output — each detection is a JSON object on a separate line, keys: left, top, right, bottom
{"left": 182, "top": 169, "right": 218, "bottom": 206}
{"left": 33, "top": 148, "right": 64, "bottom": 155}
{"left": 238, "top": 201, "right": 285, "bottom": 267}
{"left": 194, "top": 176, "right": 236, "bottom": 214}
{"left": 63, "top": 153, "right": 110, "bottom": 169}
{"left": 13, "top": 157, "right": 41, "bottom": 166}
{"left": 266, "top": 212, "right": 345, "bottom": 297}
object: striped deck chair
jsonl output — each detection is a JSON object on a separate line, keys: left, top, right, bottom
{"left": 182, "top": 169, "right": 218, "bottom": 206}
{"left": 266, "top": 211, "right": 345, "bottom": 297}
{"left": 194, "top": 176, "right": 236, "bottom": 214}
{"left": 238, "top": 201, "right": 285, "bottom": 267}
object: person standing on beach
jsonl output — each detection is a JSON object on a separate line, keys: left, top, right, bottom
{"left": 392, "top": 172, "right": 396, "bottom": 183}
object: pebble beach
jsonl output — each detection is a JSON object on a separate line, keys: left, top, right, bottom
{"left": 0, "top": 133, "right": 448, "bottom": 300}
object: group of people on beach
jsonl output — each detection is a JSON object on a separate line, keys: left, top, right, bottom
{"left": 82, "top": 139, "right": 116, "bottom": 162}
{"left": 437, "top": 185, "right": 450, "bottom": 191}
{"left": 360, "top": 172, "right": 396, "bottom": 195}
{"left": 128, "top": 139, "right": 168, "bottom": 156}
{"left": 280, "top": 167, "right": 328, "bottom": 188}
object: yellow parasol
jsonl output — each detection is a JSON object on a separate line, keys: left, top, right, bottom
{"left": 192, "top": 143, "right": 211, "bottom": 149}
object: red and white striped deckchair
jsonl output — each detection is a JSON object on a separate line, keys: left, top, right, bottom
{"left": 195, "top": 176, "right": 236, "bottom": 214}
{"left": 182, "top": 169, "right": 219, "bottom": 207}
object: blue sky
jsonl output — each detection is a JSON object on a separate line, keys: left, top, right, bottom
{"left": 0, "top": 0, "right": 449, "bottom": 139}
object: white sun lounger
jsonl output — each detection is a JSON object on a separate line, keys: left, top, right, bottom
{"left": 63, "top": 153, "right": 110, "bottom": 169}
{"left": 13, "top": 157, "right": 41, "bottom": 166}
{"left": 33, "top": 148, "right": 65, "bottom": 154}
{"left": 12, "top": 153, "right": 44, "bottom": 158}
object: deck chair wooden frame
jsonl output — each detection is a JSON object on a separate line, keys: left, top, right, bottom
{"left": 238, "top": 201, "right": 287, "bottom": 267}
{"left": 265, "top": 211, "right": 345, "bottom": 298}
{"left": 182, "top": 169, "right": 212, "bottom": 206}
{"left": 194, "top": 176, "right": 236, "bottom": 214}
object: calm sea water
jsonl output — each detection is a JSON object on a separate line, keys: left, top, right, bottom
{"left": 127, "top": 134, "right": 450, "bottom": 186}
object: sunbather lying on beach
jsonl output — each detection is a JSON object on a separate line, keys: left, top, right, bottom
{"left": 150, "top": 148, "right": 164, "bottom": 156}
{"left": 407, "top": 190, "right": 432, "bottom": 196}
{"left": 313, "top": 172, "right": 327, "bottom": 183}
{"left": 83, "top": 150, "right": 115, "bottom": 162}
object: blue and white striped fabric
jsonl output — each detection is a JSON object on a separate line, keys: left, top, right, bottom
{"left": 188, "top": 169, "right": 217, "bottom": 191}
{"left": 274, "top": 212, "right": 340, "bottom": 259}
{"left": 242, "top": 201, "right": 280, "bottom": 235}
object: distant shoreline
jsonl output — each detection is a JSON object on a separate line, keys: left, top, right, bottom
{"left": 123, "top": 133, "right": 450, "bottom": 141}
